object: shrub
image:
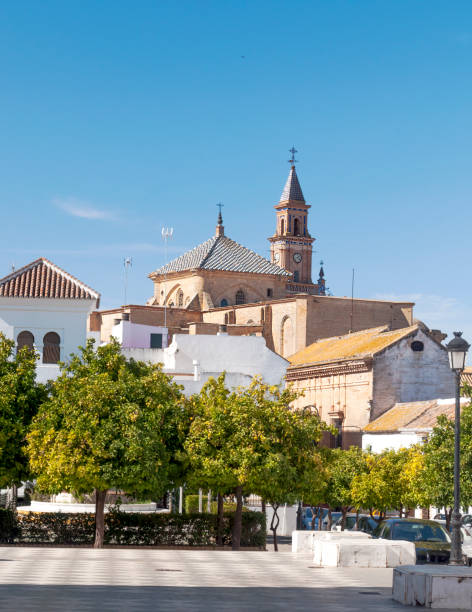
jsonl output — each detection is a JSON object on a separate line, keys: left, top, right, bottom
{"left": 184, "top": 494, "right": 200, "bottom": 514}
{"left": 13, "top": 510, "right": 266, "bottom": 547}
{"left": 0, "top": 508, "right": 19, "bottom": 543}
{"left": 185, "top": 495, "right": 248, "bottom": 515}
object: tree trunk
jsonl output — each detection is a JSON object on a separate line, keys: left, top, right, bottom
{"left": 310, "top": 506, "right": 316, "bottom": 530}
{"left": 261, "top": 499, "right": 266, "bottom": 515}
{"left": 355, "top": 509, "right": 360, "bottom": 530}
{"left": 327, "top": 508, "right": 332, "bottom": 531}
{"left": 270, "top": 503, "right": 280, "bottom": 551}
{"left": 94, "top": 489, "right": 107, "bottom": 548}
{"left": 217, "top": 493, "right": 224, "bottom": 547}
{"left": 232, "top": 486, "right": 243, "bottom": 550}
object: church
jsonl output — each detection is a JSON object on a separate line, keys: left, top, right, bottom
{"left": 92, "top": 159, "right": 414, "bottom": 358}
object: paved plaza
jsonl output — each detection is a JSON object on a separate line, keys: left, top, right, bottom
{"left": 0, "top": 546, "right": 462, "bottom": 611}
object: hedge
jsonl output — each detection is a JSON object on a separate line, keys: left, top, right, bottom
{"left": 1, "top": 509, "right": 266, "bottom": 548}
{"left": 184, "top": 494, "right": 246, "bottom": 515}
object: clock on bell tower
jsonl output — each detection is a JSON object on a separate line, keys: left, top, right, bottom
{"left": 268, "top": 148, "right": 315, "bottom": 287}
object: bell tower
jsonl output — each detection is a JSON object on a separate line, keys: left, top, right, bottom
{"left": 269, "top": 148, "right": 314, "bottom": 286}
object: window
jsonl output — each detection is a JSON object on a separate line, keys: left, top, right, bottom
{"left": 267, "top": 288, "right": 273, "bottom": 297}
{"left": 150, "top": 333, "right": 163, "bottom": 349}
{"left": 177, "top": 290, "right": 184, "bottom": 307}
{"left": 294, "top": 218, "right": 300, "bottom": 236}
{"left": 43, "top": 332, "right": 60, "bottom": 364}
{"left": 280, "top": 219, "right": 285, "bottom": 235}
{"left": 220, "top": 298, "right": 228, "bottom": 307}
{"left": 293, "top": 270, "right": 299, "bottom": 282}
{"left": 17, "top": 331, "right": 34, "bottom": 353}
{"left": 224, "top": 313, "right": 229, "bottom": 324}
{"left": 235, "top": 289, "right": 245, "bottom": 305}
{"left": 411, "top": 341, "right": 424, "bottom": 352}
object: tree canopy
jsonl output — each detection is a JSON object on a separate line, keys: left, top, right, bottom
{"left": 27, "top": 339, "right": 186, "bottom": 547}
{"left": 185, "top": 375, "right": 328, "bottom": 548}
{"left": 0, "top": 333, "right": 46, "bottom": 493}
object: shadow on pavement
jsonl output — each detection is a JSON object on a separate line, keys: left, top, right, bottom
{"left": 0, "top": 585, "right": 426, "bottom": 612}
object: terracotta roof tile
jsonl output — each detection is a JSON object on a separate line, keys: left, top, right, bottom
{"left": 288, "top": 325, "right": 419, "bottom": 366}
{"left": 462, "top": 367, "right": 472, "bottom": 387}
{"left": 364, "top": 398, "right": 470, "bottom": 433}
{"left": 0, "top": 258, "right": 100, "bottom": 305}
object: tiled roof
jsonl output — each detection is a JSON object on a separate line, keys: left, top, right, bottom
{"left": 462, "top": 367, "right": 472, "bottom": 387}
{"left": 280, "top": 165, "right": 305, "bottom": 202}
{"left": 0, "top": 258, "right": 100, "bottom": 304}
{"left": 288, "top": 325, "right": 418, "bottom": 367}
{"left": 363, "top": 398, "right": 470, "bottom": 433}
{"left": 150, "top": 235, "right": 291, "bottom": 277}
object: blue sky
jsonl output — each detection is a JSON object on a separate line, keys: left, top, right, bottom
{"left": 1, "top": 1, "right": 471, "bottom": 351}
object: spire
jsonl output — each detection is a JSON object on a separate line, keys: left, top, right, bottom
{"left": 215, "top": 203, "right": 224, "bottom": 237}
{"left": 280, "top": 148, "right": 305, "bottom": 202}
{"left": 317, "top": 260, "right": 326, "bottom": 295}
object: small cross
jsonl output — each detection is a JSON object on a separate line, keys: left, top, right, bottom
{"left": 288, "top": 146, "right": 298, "bottom": 165}
{"left": 216, "top": 202, "right": 224, "bottom": 214}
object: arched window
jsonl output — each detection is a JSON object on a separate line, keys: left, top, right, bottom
{"left": 280, "top": 219, "right": 285, "bottom": 235}
{"left": 43, "top": 332, "right": 60, "bottom": 364}
{"left": 280, "top": 315, "right": 294, "bottom": 357}
{"left": 293, "top": 218, "right": 300, "bottom": 236}
{"left": 17, "top": 331, "right": 34, "bottom": 353}
{"left": 220, "top": 298, "right": 228, "bottom": 307}
{"left": 293, "top": 270, "right": 299, "bottom": 282}
{"left": 235, "top": 289, "right": 245, "bottom": 305}
{"left": 177, "top": 290, "right": 184, "bottom": 307}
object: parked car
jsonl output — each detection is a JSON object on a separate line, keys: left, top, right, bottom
{"left": 302, "top": 507, "right": 328, "bottom": 530}
{"left": 322, "top": 511, "right": 342, "bottom": 530}
{"left": 373, "top": 518, "right": 451, "bottom": 564}
{"left": 331, "top": 513, "right": 378, "bottom": 534}
{"left": 435, "top": 519, "right": 472, "bottom": 565}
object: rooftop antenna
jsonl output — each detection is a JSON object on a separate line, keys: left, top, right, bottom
{"left": 11, "top": 263, "right": 15, "bottom": 274}
{"left": 123, "top": 257, "right": 132, "bottom": 305}
{"left": 161, "top": 227, "right": 174, "bottom": 332}
{"left": 349, "top": 268, "right": 355, "bottom": 333}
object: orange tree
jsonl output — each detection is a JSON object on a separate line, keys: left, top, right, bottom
{"left": 185, "top": 374, "right": 328, "bottom": 550}
{"left": 27, "top": 339, "right": 187, "bottom": 547}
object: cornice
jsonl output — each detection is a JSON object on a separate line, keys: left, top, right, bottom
{"left": 286, "top": 358, "right": 372, "bottom": 381}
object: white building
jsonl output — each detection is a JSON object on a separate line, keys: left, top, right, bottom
{"left": 0, "top": 258, "right": 100, "bottom": 383}
{"left": 120, "top": 327, "right": 289, "bottom": 394}
{"left": 362, "top": 397, "right": 470, "bottom": 453}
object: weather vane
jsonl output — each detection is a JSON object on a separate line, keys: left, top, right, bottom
{"left": 288, "top": 146, "right": 298, "bottom": 165}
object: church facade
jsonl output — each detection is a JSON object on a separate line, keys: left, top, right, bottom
{"left": 92, "top": 162, "right": 415, "bottom": 358}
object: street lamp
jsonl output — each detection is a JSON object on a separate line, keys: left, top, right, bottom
{"left": 446, "top": 331, "right": 470, "bottom": 565}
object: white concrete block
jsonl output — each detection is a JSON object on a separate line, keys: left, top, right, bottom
{"left": 291, "top": 529, "right": 371, "bottom": 553}
{"left": 313, "top": 538, "right": 416, "bottom": 567}
{"left": 393, "top": 566, "right": 472, "bottom": 609}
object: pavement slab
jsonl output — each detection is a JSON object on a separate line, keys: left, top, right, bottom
{"left": 0, "top": 547, "right": 461, "bottom": 611}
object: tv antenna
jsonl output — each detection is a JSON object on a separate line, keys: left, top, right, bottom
{"left": 123, "top": 257, "right": 132, "bottom": 305}
{"left": 162, "top": 227, "right": 174, "bottom": 331}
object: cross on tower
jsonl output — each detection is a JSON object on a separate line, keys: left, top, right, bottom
{"left": 216, "top": 202, "right": 224, "bottom": 224}
{"left": 288, "top": 146, "right": 298, "bottom": 165}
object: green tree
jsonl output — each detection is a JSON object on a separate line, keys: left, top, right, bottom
{"left": 0, "top": 333, "right": 46, "bottom": 504}
{"left": 350, "top": 446, "right": 422, "bottom": 522}
{"left": 420, "top": 388, "right": 472, "bottom": 529}
{"left": 185, "top": 375, "right": 328, "bottom": 550}
{"left": 27, "top": 339, "right": 186, "bottom": 547}
{"left": 323, "top": 446, "right": 369, "bottom": 530}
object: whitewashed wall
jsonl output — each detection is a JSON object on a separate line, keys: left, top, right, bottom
{"left": 372, "top": 329, "right": 455, "bottom": 420}
{"left": 362, "top": 432, "right": 420, "bottom": 453}
{"left": 0, "top": 296, "right": 97, "bottom": 383}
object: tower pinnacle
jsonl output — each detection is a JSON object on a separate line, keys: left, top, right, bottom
{"left": 215, "top": 202, "right": 224, "bottom": 237}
